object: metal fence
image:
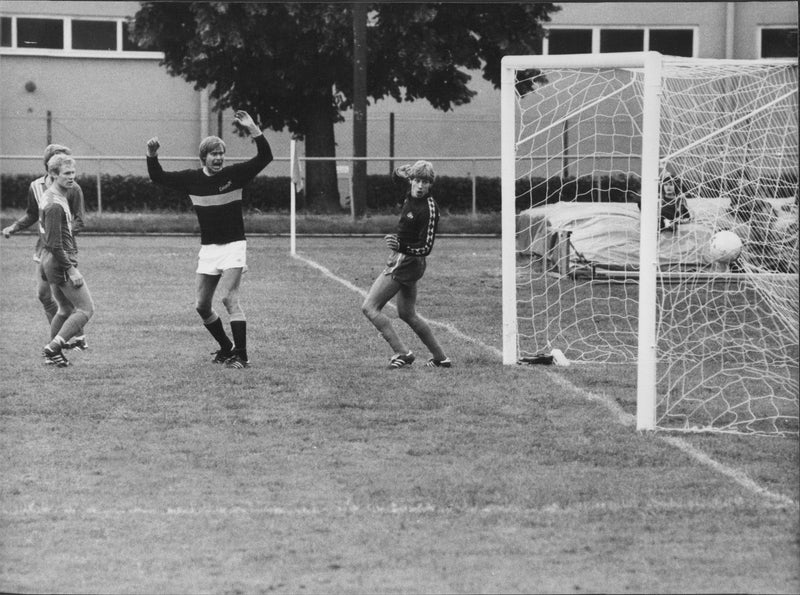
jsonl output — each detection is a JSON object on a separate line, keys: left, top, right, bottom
{"left": 1, "top": 154, "right": 502, "bottom": 216}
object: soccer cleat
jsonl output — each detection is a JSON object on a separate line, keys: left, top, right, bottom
{"left": 65, "top": 337, "right": 88, "bottom": 351}
{"left": 388, "top": 352, "right": 415, "bottom": 369}
{"left": 212, "top": 347, "right": 234, "bottom": 364}
{"left": 425, "top": 357, "right": 452, "bottom": 368}
{"left": 225, "top": 353, "right": 250, "bottom": 369}
{"left": 43, "top": 344, "right": 70, "bottom": 368}
{"left": 519, "top": 353, "right": 554, "bottom": 365}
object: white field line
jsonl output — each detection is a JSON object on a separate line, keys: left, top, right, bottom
{"left": 293, "top": 253, "right": 500, "bottom": 355}
{"left": 2, "top": 496, "right": 794, "bottom": 518}
{"left": 293, "top": 252, "right": 798, "bottom": 509}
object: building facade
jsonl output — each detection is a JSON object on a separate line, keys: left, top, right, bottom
{"left": 0, "top": 1, "right": 797, "bottom": 180}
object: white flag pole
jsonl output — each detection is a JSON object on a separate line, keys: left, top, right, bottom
{"left": 289, "top": 139, "right": 297, "bottom": 256}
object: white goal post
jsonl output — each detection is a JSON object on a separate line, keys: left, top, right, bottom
{"left": 501, "top": 52, "right": 799, "bottom": 435}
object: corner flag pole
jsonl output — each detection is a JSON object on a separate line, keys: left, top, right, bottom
{"left": 289, "top": 139, "right": 298, "bottom": 255}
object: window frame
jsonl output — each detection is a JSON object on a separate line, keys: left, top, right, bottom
{"left": 545, "top": 27, "right": 594, "bottom": 55}
{"left": 16, "top": 15, "right": 64, "bottom": 50}
{"left": 0, "top": 14, "right": 162, "bottom": 58}
{"left": 544, "top": 25, "right": 698, "bottom": 58}
{"left": 757, "top": 25, "right": 799, "bottom": 59}
{"left": 70, "top": 17, "right": 120, "bottom": 52}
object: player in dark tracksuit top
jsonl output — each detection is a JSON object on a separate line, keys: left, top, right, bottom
{"left": 361, "top": 160, "right": 451, "bottom": 369}
{"left": 146, "top": 110, "right": 272, "bottom": 369}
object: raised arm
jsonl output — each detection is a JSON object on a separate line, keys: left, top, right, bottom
{"left": 146, "top": 136, "right": 194, "bottom": 189}
{"left": 226, "top": 110, "right": 273, "bottom": 180}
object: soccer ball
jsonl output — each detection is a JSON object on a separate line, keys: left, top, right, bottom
{"left": 708, "top": 230, "right": 743, "bottom": 263}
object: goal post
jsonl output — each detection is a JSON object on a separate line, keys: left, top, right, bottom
{"left": 500, "top": 51, "right": 663, "bottom": 425}
{"left": 501, "top": 52, "right": 799, "bottom": 435}
{"left": 636, "top": 51, "right": 662, "bottom": 430}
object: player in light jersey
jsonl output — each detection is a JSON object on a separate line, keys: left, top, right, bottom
{"left": 146, "top": 110, "right": 273, "bottom": 369}
{"left": 2, "top": 144, "right": 88, "bottom": 354}
{"left": 361, "top": 160, "right": 451, "bottom": 369}
{"left": 39, "top": 154, "right": 95, "bottom": 367}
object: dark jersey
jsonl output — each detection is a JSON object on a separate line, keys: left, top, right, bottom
{"left": 13, "top": 175, "right": 85, "bottom": 261}
{"left": 39, "top": 190, "right": 78, "bottom": 272}
{"left": 147, "top": 134, "right": 272, "bottom": 245}
{"left": 392, "top": 171, "right": 440, "bottom": 257}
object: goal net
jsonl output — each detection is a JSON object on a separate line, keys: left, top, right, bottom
{"left": 501, "top": 52, "right": 798, "bottom": 435}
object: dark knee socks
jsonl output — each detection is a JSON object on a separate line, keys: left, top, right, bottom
{"left": 230, "top": 320, "right": 247, "bottom": 360}
{"left": 204, "top": 316, "right": 233, "bottom": 351}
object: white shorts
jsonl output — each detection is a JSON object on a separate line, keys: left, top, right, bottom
{"left": 196, "top": 240, "right": 248, "bottom": 275}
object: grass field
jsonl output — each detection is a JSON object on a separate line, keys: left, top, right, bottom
{"left": 1, "top": 234, "right": 798, "bottom": 593}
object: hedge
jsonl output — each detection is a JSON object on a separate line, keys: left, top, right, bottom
{"left": 1, "top": 172, "right": 653, "bottom": 214}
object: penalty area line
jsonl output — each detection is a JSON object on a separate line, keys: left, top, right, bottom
{"left": 293, "top": 252, "right": 797, "bottom": 508}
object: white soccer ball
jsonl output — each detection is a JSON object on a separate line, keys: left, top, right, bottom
{"left": 708, "top": 230, "right": 743, "bottom": 263}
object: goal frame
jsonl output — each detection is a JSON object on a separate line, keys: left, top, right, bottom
{"left": 500, "top": 52, "right": 664, "bottom": 430}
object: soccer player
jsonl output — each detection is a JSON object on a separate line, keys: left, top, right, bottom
{"left": 361, "top": 160, "right": 451, "bottom": 369}
{"left": 39, "top": 154, "right": 95, "bottom": 368}
{"left": 2, "top": 144, "right": 89, "bottom": 353}
{"left": 146, "top": 110, "right": 272, "bottom": 369}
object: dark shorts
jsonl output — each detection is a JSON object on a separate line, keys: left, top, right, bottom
{"left": 382, "top": 252, "right": 426, "bottom": 286}
{"left": 40, "top": 251, "right": 77, "bottom": 286}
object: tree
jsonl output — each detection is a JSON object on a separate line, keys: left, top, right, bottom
{"left": 129, "top": 2, "right": 559, "bottom": 213}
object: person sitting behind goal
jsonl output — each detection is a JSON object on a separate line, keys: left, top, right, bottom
{"left": 635, "top": 167, "right": 690, "bottom": 232}
{"left": 658, "top": 168, "right": 690, "bottom": 232}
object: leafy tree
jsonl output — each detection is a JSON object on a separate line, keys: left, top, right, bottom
{"left": 129, "top": 2, "right": 559, "bottom": 212}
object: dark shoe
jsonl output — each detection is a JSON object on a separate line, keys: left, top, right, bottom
{"left": 212, "top": 347, "right": 234, "bottom": 364}
{"left": 388, "top": 352, "right": 415, "bottom": 369}
{"left": 225, "top": 353, "right": 250, "bottom": 369}
{"left": 43, "top": 344, "right": 70, "bottom": 368}
{"left": 65, "top": 337, "right": 88, "bottom": 351}
{"left": 426, "top": 357, "right": 452, "bottom": 368}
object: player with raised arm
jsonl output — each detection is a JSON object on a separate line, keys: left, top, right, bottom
{"left": 39, "top": 154, "right": 95, "bottom": 368}
{"left": 2, "top": 144, "right": 89, "bottom": 355}
{"left": 361, "top": 160, "right": 451, "bottom": 369}
{"left": 146, "top": 110, "right": 273, "bottom": 369}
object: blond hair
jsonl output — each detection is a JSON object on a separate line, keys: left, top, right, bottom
{"left": 47, "top": 154, "right": 76, "bottom": 176}
{"left": 407, "top": 160, "right": 435, "bottom": 183}
{"left": 199, "top": 136, "right": 226, "bottom": 162}
{"left": 43, "top": 144, "right": 71, "bottom": 170}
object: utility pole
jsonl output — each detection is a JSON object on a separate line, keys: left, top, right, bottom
{"left": 352, "top": 2, "right": 367, "bottom": 218}
{"left": 389, "top": 112, "right": 395, "bottom": 174}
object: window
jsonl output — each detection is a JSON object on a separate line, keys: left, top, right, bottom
{"left": 0, "top": 14, "right": 160, "bottom": 55}
{"left": 72, "top": 20, "right": 116, "bottom": 51}
{"left": 546, "top": 27, "right": 696, "bottom": 57}
{"left": 1, "top": 17, "right": 11, "bottom": 47}
{"left": 600, "top": 29, "right": 644, "bottom": 53}
{"left": 761, "top": 28, "right": 798, "bottom": 58}
{"left": 649, "top": 29, "right": 694, "bottom": 57}
{"left": 548, "top": 29, "right": 592, "bottom": 55}
{"left": 17, "top": 17, "right": 63, "bottom": 49}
